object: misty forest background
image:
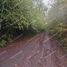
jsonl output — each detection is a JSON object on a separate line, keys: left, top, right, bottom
{"left": 0, "top": 0, "right": 67, "bottom": 50}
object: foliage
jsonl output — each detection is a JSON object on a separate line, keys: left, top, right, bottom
{"left": 47, "top": 0, "right": 67, "bottom": 50}
{"left": 0, "top": 0, "right": 46, "bottom": 47}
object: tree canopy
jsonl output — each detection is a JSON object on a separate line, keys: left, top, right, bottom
{"left": 0, "top": 0, "right": 47, "bottom": 47}
{"left": 0, "top": 0, "right": 67, "bottom": 49}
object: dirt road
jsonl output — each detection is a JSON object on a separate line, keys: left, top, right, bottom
{"left": 0, "top": 33, "right": 67, "bottom": 67}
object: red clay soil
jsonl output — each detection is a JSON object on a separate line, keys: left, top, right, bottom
{"left": 0, "top": 33, "right": 67, "bottom": 67}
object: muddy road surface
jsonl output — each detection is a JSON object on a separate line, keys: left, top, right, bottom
{"left": 0, "top": 33, "right": 67, "bottom": 67}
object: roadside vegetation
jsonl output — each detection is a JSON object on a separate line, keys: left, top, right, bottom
{"left": 0, "top": 0, "right": 46, "bottom": 47}
{"left": 47, "top": 0, "right": 67, "bottom": 50}
{"left": 0, "top": 0, "right": 67, "bottom": 50}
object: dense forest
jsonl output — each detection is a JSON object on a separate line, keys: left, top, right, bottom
{"left": 0, "top": 0, "right": 67, "bottom": 50}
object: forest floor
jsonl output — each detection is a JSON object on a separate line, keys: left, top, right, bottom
{"left": 0, "top": 32, "right": 67, "bottom": 67}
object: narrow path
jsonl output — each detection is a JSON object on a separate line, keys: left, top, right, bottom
{"left": 0, "top": 33, "right": 67, "bottom": 67}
